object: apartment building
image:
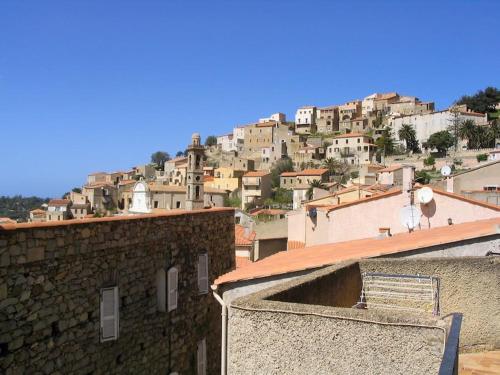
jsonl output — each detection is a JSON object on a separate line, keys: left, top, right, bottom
{"left": 216, "top": 133, "right": 237, "bottom": 152}
{"left": 326, "top": 133, "right": 377, "bottom": 165}
{"left": 164, "top": 157, "right": 188, "bottom": 186}
{"left": 316, "top": 106, "right": 339, "bottom": 134}
{"left": 241, "top": 171, "right": 272, "bottom": 209}
{"left": 205, "top": 167, "right": 245, "bottom": 192}
{"left": 294, "top": 106, "right": 317, "bottom": 134}
{"left": 45, "top": 199, "right": 71, "bottom": 221}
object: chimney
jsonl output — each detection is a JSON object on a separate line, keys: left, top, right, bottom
{"left": 446, "top": 176, "right": 454, "bottom": 193}
{"left": 378, "top": 227, "right": 391, "bottom": 238}
{"left": 402, "top": 164, "right": 415, "bottom": 199}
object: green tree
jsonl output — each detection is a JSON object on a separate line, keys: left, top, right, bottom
{"left": 271, "top": 158, "right": 294, "bottom": 188}
{"left": 175, "top": 150, "right": 185, "bottom": 157}
{"left": 150, "top": 151, "right": 170, "bottom": 169}
{"left": 427, "top": 131, "right": 454, "bottom": 155}
{"left": 398, "top": 124, "right": 420, "bottom": 153}
{"left": 458, "top": 119, "right": 479, "bottom": 149}
{"left": 272, "top": 188, "right": 293, "bottom": 206}
{"left": 204, "top": 135, "right": 218, "bottom": 147}
{"left": 307, "top": 180, "right": 327, "bottom": 200}
{"left": 414, "top": 170, "right": 431, "bottom": 184}
{"left": 423, "top": 155, "right": 435, "bottom": 168}
{"left": 322, "top": 157, "right": 349, "bottom": 181}
{"left": 456, "top": 86, "right": 500, "bottom": 114}
{"left": 375, "top": 126, "right": 395, "bottom": 156}
{"left": 72, "top": 187, "right": 82, "bottom": 193}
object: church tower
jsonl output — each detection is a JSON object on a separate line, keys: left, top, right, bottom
{"left": 186, "top": 133, "right": 205, "bottom": 210}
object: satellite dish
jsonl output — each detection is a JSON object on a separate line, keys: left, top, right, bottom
{"left": 416, "top": 187, "right": 434, "bottom": 204}
{"left": 399, "top": 205, "right": 421, "bottom": 230}
{"left": 441, "top": 165, "right": 451, "bottom": 177}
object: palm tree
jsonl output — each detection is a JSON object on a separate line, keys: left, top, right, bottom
{"left": 458, "top": 119, "right": 478, "bottom": 149}
{"left": 322, "top": 157, "right": 349, "bottom": 181}
{"left": 398, "top": 124, "right": 418, "bottom": 153}
{"left": 307, "top": 180, "right": 327, "bottom": 200}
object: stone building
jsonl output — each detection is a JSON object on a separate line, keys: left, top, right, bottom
{"left": 0, "top": 208, "right": 235, "bottom": 374}
{"left": 186, "top": 133, "right": 205, "bottom": 210}
{"left": 316, "top": 106, "right": 339, "bottom": 134}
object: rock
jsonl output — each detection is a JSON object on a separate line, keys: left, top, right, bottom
{"left": 8, "top": 336, "right": 24, "bottom": 350}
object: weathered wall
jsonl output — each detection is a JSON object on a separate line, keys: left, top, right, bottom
{"left": 0, "top": 209, "right": 235, "bottom": 375}
{"left": 359, "top": 257, "right": 500, "bottom": 352}
{"left": 227, "top": 264, "right": 448, "bottom": 375}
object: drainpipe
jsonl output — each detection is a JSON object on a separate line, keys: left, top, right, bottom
{"left": 211, "top": 285, "right": 227, "bottom": 375}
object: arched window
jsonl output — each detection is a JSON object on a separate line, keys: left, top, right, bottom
{"left": 196, "top": 155, "right": 201, "bottom": 168}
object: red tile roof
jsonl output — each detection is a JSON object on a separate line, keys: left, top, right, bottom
{"left": 236, "top": 257, "right": 253, "bottom": 269}
{"left": 48, "top": 199, "right": 70, "bottom": 206}
{"left": 334, "top": 133, "right": 367, "bottom": 138}
{"left": 214, "top": 217, "right": 500, "bottom": 285}
{"left": 243, "top": 170, "right": 270, "bottom": 177}
{"left": 235, "top": 224, "right": 256, "bottom": 246}
{"left": 250, "top": 209, "right": 288, "bottom": 216}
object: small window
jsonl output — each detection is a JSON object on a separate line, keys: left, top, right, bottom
{"left": 198, "top": 254, "right": 209, "bottom": 294}
{"left": 100, "top": 286, "right": 119, "bottom": 342}
{"left": 197, "top": 339, "right": 207, "bottom": 375}
{"left": 167, "top": 267, "right": 178, "bottom": 311}
{"left": 157, "top": 269, "right": 166, "bottom": 312}
{"left": 154, "top": 201, "right": 159, "bottom": 208}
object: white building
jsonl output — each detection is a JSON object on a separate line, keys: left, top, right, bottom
{"left": 259, "top": 112, "right": 286, "bottom": 123}
{"left": 295, "top": 106, "right": 317, "bottom": 134}
{"left": 217, "top": 133, "right": 237, "bottom": 152}
{"left": 389, "top": 109, "right": 488, "bottom": 147}
{"left": 362, "top": 93, "right": 378, "bottom": 116}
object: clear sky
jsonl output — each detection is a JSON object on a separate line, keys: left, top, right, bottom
{"left": 1, "top": 0, "right": 499, "bottom": 197}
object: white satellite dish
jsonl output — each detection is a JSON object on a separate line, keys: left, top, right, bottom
{"left": 399, "top": 205, "right": 421, "bottom": 230}
{"left": 441, "top": 165, "right": 452, "bottom": 177}
{"left": 416, "top": 187, "right": 434, "bottom": 204}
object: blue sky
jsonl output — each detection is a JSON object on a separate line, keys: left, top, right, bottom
{"left": 1, "top": 0, "right": 499, "bottom": 197}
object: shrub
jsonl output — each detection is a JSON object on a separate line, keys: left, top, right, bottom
{"left": 423, "top": 156, "right": 435, "bottom": 167}
{"left": 476, "top": 153, "right": 488, "bottom": 162}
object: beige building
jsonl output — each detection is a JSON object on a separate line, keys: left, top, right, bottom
{"left": 82, "top": 183, "right": 118, "bottom": 213}
{"left": 46, "top": 199, "right": 71, "bottom": 221}
{"left": 339, "top": 117, "right": 369, "bottom": 134}
{"left": 29, "top": 209, "right": 47, "bottom": 223}
{"left": 338, "top": 100, "right": 362, "bottom": 122}
{"left": 164, "top": 157, "right": 188, "bottom": 186}
{"left": 280, "top": 169, "right": 329, "bottom": 189}
{"left": 145, "top": 184, "right": 228, "bottom": 210}
{"left": 433, "top": 160, "right": 500, "bottom": 205}
{"left": 326, "top": 133, "right": 377, "bottom": 165}
{"left": 205, "top": 167, "right": 244, "bottom": 192}
{"left": 316, "top": 106, "right": 339, "bottom": 134}
{"left": 292, "top": 144, "right": 326, "bottom": 169}
{"left": 241, "top": 171, "right": 272, "bottom": 209}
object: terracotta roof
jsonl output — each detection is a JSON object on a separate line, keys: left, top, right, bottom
{"left": 118, "top": 179, "right": 136, "bottom": 185}
{"left": 318, "top": 188, "right": 402, "bottom": 212}
{"left": 0, "top": 217, "right": 16, "bottom": 224}
{"left": 377, "top": 164, "right": 403, "bottom": 173}
{"left": 214, "top": 217, "right": 500, "bottom": 285}
{"left": 243, "top": 171, "right": 270, "bottom": 177}
{"left": 30, "top": 209, "right": 46, "bottom": 214}
{"left": 255, "top": 121, "right": 278, "bottom": 128}
{"left": 204, "top": 176, "right": 214, "bottom": 182}
{"left": 281, "top": 171, "right": 298, "bottom": 177}
{"left": 235, "top": 257, "right": 253, "bottom": 269}
{"left": 298, "top": 168, "right": 329, "bottom": 176}
{"left": 235, "top": 224, "right": 256, "bottom": 246}
{"left": 334, "top": 133, "right": 367, "bottom": 138}
{"left": 432, "top": 188, "right": 500, "bottom": 211}
{"left": 48, "top": 199, "right": 70, "bottom": 206}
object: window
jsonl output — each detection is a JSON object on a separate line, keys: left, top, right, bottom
{"left": 197, "top": 339, "right": 207, "bottom": 375}
{"left": 357, "top": 138, "right": 360, "bottom": 143}
{"left": 167, "top": 267, "right": 178, "bottom": 312}
{"left": 335, "top": 140, "right": 338, "bottom": 145}
{"left": 357, "top": 146, "right": 361, "bottom": 151}
{"left": 157, "top": 269, "right": 166, "bottom": 312}
{"left": 198, "top": 254, "right": 209, "bottom": 294}
{"left": 154, "top": 201, "right": 159, "bottom": 208}
{"left": 176, "top": 201, "right": 181, "bottom": 209}
{"left": 100, "top": 286, "right": 119, "bottom": 342}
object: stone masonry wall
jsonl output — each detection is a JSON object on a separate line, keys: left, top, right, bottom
{"left": 0, "top": 208, "right": 235, "bottom": 375}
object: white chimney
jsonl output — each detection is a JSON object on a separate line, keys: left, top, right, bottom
{"left": 401, "top": 164, "right": 415, "bottom": 199}
{"left": 446, "top": 176, "right": 454, "bottom": 193}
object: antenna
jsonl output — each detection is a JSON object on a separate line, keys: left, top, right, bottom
{"left": 416, "top": 187, "right": 434, "bottom": 205}
{"left": 399, "top": 205, "right": 421, "bottom": 232}
{"left": 440, "top": 165, "right": 451, "bottom": 177}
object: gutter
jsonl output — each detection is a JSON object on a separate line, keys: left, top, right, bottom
{"left": 211, "top": 285, "right": 228, "bottom": 375}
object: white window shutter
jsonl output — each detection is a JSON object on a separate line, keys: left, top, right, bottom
{"left": 197, "top": 338, "right": 207, "bottom": 375}
{"left": 198, "top": 254, "right": 209, "bottom": 294}
{"left": 167, "top": 267, "right": 178, "bottom": 312}
{"left": 100, "top": 286, "right": 119, "bottom": 342}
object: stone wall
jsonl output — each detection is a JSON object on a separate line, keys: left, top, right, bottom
{"left": 359, "top": 257, "right": 500, "bottom": 352}
{"left": 227, "top": 263, "right": 450, "bottom": 375}
{"left": 0, "top": 208, "right": 235, "bottom": 375}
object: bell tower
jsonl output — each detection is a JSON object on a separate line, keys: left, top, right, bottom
{"left": 186, "top": 133, "right": 205, "bottom": 210}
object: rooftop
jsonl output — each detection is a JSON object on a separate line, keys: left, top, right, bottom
{"left": 333, "top": 132, "right": 369, "bottom": 139}
{"left": 48, "top": 199, "right": 70, "bottom": 206}
{"left": 214, "top": 217, "right": 500, "bottom": 285}
{"left": 235, "top": 224, "right": 256, "bottom": 246}
{"left": 281, "top": 168, "right": 329, "bottom": 177}
{"left": 243, "top": 170, "right": 270, "bottom": 177}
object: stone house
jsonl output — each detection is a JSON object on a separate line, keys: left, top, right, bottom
{"left": 316, "top": 106, "right": 339, "bottom": 134}
{"left": 82, "top": 183, "right": 118, "bottom": 214}
{"left": 0, "top": 208, "right": 235, "bottom": 374}
{"left": 164, "top": 157, "right": 188, "bottom": 186}
{"left": 217, "top": 133, "right": 237, "bottom": 153}
{"left": 145, "top": 184, "right": 228, "bottom": 210}
{"left": 326, "top": 133, "right": 377, "bottom": 166}
{"left": 339, "top": 117, "right": 369, "bottom": 134}
{"left": 338, "top": 100, "right": 362, "bottom": 122}
{"left": 241, "top": 171, "right": 272, "bottom": 210}
{"left": 46, "top": 199, "right": 71, "bottom": 222}
{"left": 292, "top": 144, "right": 326, "bottom": 168}
{"left": 280, "top": 169, "right": 329, "bottom": 189}
{"left": 29, "top": 209, "right": 47, "bottom": 223}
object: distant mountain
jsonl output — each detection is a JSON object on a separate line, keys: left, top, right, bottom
{"left": 0, "top": 195, "right": 50, "bottom": 222}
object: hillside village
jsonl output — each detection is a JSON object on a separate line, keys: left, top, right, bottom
{"left": 1, "top": 88, "right": 500, "bottom": 374}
